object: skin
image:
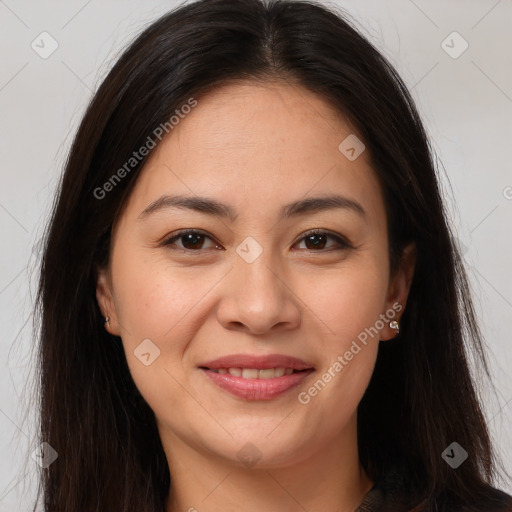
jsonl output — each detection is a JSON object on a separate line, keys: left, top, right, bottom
{"left": 96, "top": 80, "right": 416, "bottom": 512}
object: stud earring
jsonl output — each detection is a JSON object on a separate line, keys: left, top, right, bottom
{"left": 389, "top": 320, "right": 400, "bottom": 334}
{"left": 105, "top": 316, "right": 110, "bottom": 325}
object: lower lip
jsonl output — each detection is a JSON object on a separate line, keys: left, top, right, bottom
{"left": 201, "top": 368, "right": 314, "bottom": 400}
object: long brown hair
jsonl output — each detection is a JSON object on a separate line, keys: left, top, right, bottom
{"left": 35, "top": 0, "right": 509, "bottom": 510}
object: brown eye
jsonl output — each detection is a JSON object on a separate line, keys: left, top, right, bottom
{"left": 294, "top": 230, "right": 352, "bottom": 251}
{"left": 303, "top": 233, "right": 329, "bottom": 250}
{"left": 162, "top": 230, "right": 221, "bottom": 251}
{"left": 179, "top": 233, "right": 205, "bottom": 250}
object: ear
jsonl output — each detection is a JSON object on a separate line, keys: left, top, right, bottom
{"left": 96, "top": 265, "right": 121, "bottom": 336}
{"left": 380, "top": 242, "right": 416, "bottom": 341}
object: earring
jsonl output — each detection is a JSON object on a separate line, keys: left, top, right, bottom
{"left": 105, "top": 316, "right": 110, "bottom": 325}
{"left": 389, "top": 320, "right": 400, "bottom": 334}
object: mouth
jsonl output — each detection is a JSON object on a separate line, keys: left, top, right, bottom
{"left": 198, "top": 354, "right": 315, "bottom": 400}
{"left": 204, "top": 367, "right": 305, "bottom": 378}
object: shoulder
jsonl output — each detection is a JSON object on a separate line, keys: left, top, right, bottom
{"left": 360, "top": 469, "right": 512, "bottom": 512}
{"left": 410, "top": 486, "right": 512, "bottom": 512}
{"left": 467, "top": 486, "right": 512, "bottom": 512}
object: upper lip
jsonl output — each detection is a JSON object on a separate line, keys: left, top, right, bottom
{"left": 199, "top": 354, "right": 314, "bottom": 371}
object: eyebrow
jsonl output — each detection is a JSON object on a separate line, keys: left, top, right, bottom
{"left": 137, "top": 193, "right": 366, "bottom": 222}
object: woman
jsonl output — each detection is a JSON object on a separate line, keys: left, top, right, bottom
{"left": 35, "top": 0, "right": 511, "bottom": 510}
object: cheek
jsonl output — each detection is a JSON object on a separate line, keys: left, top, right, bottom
{"left": 111, "top": 261, "right": 195, "bottom": 422}
{"left": 111, "top": 234, "right": 388, "bottom": 434}
{"left": 298, "top": 257, "right": 388, "bottom": 344}
{"left": 293, "top": 258, "right": 387, "bottom": 413}
{"left": 110, "top": 251, "right": 223, "bottom": 407}
{"left": 112, "top": 249, "right": 207, "bottom": 343}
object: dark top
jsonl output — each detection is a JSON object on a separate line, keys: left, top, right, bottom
{"left": 355, "top": 469, "right": 512, "bottom": 512}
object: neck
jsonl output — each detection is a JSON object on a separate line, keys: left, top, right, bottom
{"left": 162, "top": 415, "right": 373, "bottom": 512}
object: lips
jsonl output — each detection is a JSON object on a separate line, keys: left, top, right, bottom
{"left": 211, "top": 367, "right": 295, "bottom": 378}
{"left": 199, "top": 354, "right": 315, "bottom": 400}
{"left": 199, "top": 354, "right": 313, "bottom": 371}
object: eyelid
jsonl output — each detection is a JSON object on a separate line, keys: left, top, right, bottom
{"left": 292, "top": 228, "right": 353, "bottom": 249}
{"left": 161, "top": 228, "right": 221, "bottom": 249}
{"left": 161, "top": 227, "right": 353, "bottom": 252}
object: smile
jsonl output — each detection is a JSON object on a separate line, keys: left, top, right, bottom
{"left": 207, "top": 367, "right": 297, "bottom": 378}
{"left": 200, "top": 368, "right": 314, "bottom": 400}
{"left": 198, "top": 353, "right": 315, "bottom": 400}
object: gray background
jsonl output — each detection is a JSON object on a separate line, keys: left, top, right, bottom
{"left": 0, "top": 0, "right": 510, "bottom": 509}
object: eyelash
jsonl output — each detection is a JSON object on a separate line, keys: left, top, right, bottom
{"left": 161, "top": 228, "right": 353, "bottom": 253}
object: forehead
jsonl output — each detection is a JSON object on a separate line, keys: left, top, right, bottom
{"left": 119, "top": 81, "right": 386, "bottom": 229}
{"left": 165, "top": 80, "right": 359, "bottom": 167}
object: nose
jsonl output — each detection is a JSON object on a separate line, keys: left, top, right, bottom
{"left": 216, "top": 251, "right": 302, "bottom": 336}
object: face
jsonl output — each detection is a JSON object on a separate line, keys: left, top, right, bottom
{"left": 96, "top": 81, "right": 415, "bottom": 470}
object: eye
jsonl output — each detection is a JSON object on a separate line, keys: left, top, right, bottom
{"left": 161, "top": 229, "right": 222, "bottom": 252}
{"left": 161, "top": 228, "right": 352, "bottom": 253}
{"left": 293, "top": 229, "right": 352, "bottom": 251}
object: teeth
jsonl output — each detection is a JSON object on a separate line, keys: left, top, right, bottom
{"left": 274, "top": 367, "right": 285, "bottom": 377}
{"left": 258, "top": 368, "right": 275, "bottom": 379}
{"left": 242, "top": 368, "right": 259, "bottom": 379}
{"left": 211, "top": 367, "right": 297, "bottom": 379}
